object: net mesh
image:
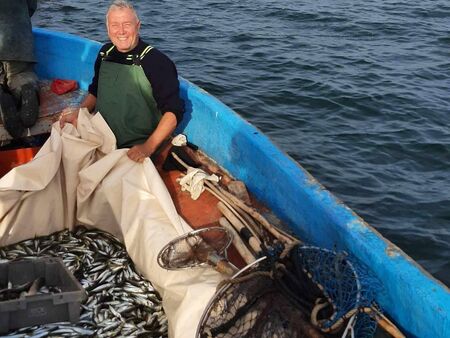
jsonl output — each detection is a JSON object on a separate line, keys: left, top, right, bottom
{"left": 291, "top": 246, "right": 378, "bottom": 337}
{"left": 198, "top": 267, "right": 324, "bottom": 338}
{"left": 158, "top": 227, "right": 231, "bottom": 269}
{"left": 197, "top": 245, "right": 379, "bottom": 338}
{"left": 352, "top": 313, "right": 378, "bottom": 338}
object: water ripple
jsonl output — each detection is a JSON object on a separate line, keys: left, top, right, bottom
{"left": 33, "top": 0, "right": 450, "bottom": 286}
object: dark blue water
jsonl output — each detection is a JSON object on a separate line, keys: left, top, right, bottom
{"left": 33, "top": 0, "right": 450, "bottom": 286}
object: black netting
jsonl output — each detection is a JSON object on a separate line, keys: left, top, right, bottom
{"left": 198, "top": 268, "right": 324, "bottom": 338}
{"left": 197, "top": 245, "right": 381, "bottom": 338}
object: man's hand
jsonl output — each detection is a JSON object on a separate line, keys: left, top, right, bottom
{"left": 127, "top": 112, "right": 177, "bottom": 163}
{"left": 127, "top": 143, "right": 153, "bottom": 163}
{"left": 59, "top": 107, "right": 80, "bottom": 128}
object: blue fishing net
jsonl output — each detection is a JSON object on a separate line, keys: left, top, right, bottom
{"left": 292, "top": 245, "right": 379, "bottom": 338}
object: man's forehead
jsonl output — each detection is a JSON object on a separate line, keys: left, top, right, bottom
{"left": 107, "top": 8, "right": 138, "bottom": 22}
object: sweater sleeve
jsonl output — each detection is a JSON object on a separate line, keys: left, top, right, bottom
{"left": 142, "top": 49, "right": 185, "bottom": 124}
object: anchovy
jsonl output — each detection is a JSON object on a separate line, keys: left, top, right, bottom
{"left": 0, "top": 227, "right": 168, "bottom": 337}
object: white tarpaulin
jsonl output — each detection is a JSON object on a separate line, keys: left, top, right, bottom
{"left": 0, "top": 108, "right": 223, "bottom": 338}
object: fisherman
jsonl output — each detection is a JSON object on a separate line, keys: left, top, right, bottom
{"left": 0, "top": 0, "right": 40, "bottom": 139}
{"left": 59, "top": 0, "right": 184, "bottom": 163}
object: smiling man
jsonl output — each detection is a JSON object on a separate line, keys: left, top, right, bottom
{"left": 60, "top": 0, "right": 184, "bottom": 163}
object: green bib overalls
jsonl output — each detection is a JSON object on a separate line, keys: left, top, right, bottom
{"left": 95, "top": 46, "right": 161, "bottom": 148}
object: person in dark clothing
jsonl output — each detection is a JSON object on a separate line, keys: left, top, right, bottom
{"left": 60, "top": 0, "right": 184, "bottom": 163}
{"left": 0, "top": 0, "right": 40, "bottom": 139}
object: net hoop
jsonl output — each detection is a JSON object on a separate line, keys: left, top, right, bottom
{"left": 294, "top": 245, "right": 366, "bottom": 332}
{"left": 157, "top": 226, "right": 233, "bottom": 270}
{"left": 195, "top": 259, "right": 266, "bottom": 338}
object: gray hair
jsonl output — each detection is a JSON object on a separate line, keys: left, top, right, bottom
{"left": 106, "top": 0, "right": 140, "bottom": 23}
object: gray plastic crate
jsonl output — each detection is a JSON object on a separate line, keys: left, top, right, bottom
{"left": 0, "top": 257, "right": 86, "bottom": 333}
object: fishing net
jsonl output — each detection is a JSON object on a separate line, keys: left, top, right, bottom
{"left": 197, "top": 262, "right": 324, "bottom": 338}
{"left": 196, "top": 244, "right": 379, "bottom": 338}
{"left": 157, "top": 227, "right": 234, "bottom": 272}
{"left": 292, "top": 246, "right": 378, "bottom": 337}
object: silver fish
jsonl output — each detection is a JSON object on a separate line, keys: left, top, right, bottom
{"left": 1, "top": 227, "right": 168, "bottom": 337}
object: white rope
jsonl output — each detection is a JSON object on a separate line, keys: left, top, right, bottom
{"left": 178, "top": 167, "right": 219, "bottom": 200}
{"left": 172, "top": 134, "right": 187, "bottom": 147}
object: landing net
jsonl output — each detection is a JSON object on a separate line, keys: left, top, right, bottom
{"left": 292, "top": 246, "right": 378, "bottom": 337}
{"left": 197, "top": 245, "right": 379, "bottom": 338}
{"left": 197, "top": 263, "right": 323, "bottom": 338}
{"left": 157, "top": 227, "right": 233, "bottom": 270}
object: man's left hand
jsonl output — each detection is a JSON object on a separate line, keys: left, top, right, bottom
{"left": 127, "top": 144, "right": 152, "bottom": 163}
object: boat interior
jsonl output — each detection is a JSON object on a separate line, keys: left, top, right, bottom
{"left": 0, "top": 81, "right": 257, "bottom": 269}
{"left": 0, "top": 77, "right": 417, "bottom": 338}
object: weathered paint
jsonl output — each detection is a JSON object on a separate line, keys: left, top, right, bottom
{"left": 32, "top": 28, "right": 450, "bottom": 337}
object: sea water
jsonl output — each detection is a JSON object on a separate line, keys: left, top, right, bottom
{"left": 33, "top": 0, "right": 450, "bottom": 286}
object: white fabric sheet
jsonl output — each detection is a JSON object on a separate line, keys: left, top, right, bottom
{"left": 0, "top": 108, "right": 222, "bottom": 338}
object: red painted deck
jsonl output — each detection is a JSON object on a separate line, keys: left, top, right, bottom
{"left": 0, "top": 147, "right": 40, "bottom": 177}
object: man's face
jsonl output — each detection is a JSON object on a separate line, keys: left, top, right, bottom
{"left": 107, "top": 7, "right": 140, "bottom": 53}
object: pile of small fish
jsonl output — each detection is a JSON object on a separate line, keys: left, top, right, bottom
{"left": 0, "top": 227, "right": 168, "bottom": 337}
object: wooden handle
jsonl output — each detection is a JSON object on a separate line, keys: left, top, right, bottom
{"left": 209, "top": 180, "right": 297, "bottom": 244}
{"left": 375, "top": 314, "right": 405, "bottom": 338}
{"left": 207, "top": 252, "right": 238, "bottom": 276}
{"left": 217, "top": 201, "right": 263, "bottom": 254}
{"left": 363, "top": 308, "right": 405, "bottom": 338}
{"left": 219, "top": 217, "right": 256, "bottom": 265}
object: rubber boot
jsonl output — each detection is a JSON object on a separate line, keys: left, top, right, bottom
{"left": 19, "top": 83, "right": 39, "bottom": 128}
{"left": 0, "top": 86, "right": 24, "bottom": 139}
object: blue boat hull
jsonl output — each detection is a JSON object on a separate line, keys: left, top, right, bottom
{"left": 33, "top": 28, "right": 450, "bottom": 338}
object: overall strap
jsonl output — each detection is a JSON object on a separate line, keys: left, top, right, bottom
{"left": 139, "top": 45, "right": 154, "bottom": 60}
{"left": 99, "top": 45, "right": 116, "bottom": 60}
{"left": 130, "top": 45, "right": 154, "bottom": 66}
{"left": 99, "top": 44, "right": 154, "bottom": 65}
